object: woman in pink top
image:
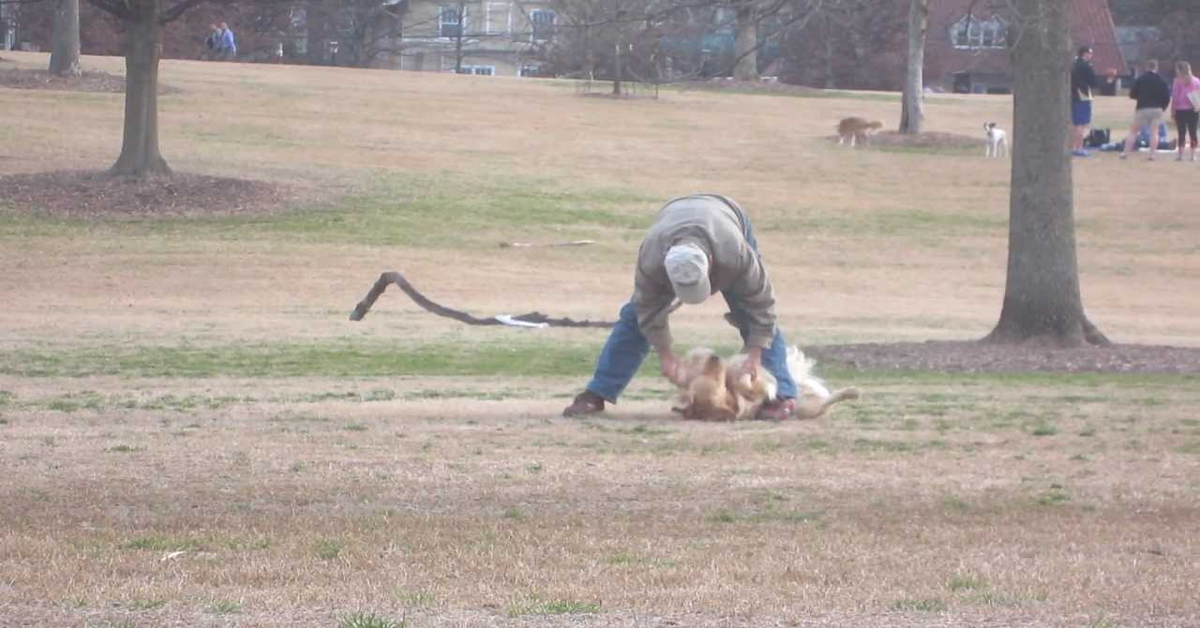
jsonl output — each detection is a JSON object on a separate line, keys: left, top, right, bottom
{"left": 1169, "top": 60, "right": 1200, "bottom": 161}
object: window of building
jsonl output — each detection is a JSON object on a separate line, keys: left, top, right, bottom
{"left": 438, "top": 6, "right": 463, "bottom": 38}
{"left": 530, "top": 9, "right": 555, "bottom": 42}
{"left": 519, "top": 65, "right": 541, "bottom": 77}
{"left": 458, "top": 65, "right": 495, "bottom": 76}
{"left": 951, "top": 15, "right": 1007, "bottom": 49}
{"left": 485, "top": 2, "right": 511, "bottom": 34}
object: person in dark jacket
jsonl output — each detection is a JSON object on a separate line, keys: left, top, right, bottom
{"left": 1071, "top": 46, "right": 1099, "bottom": 157}
{"left": 1121, "top": 59, "right": 1172, "bottom": 160}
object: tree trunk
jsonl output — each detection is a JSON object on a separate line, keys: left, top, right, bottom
{"left": 899, "top": 0, "right": 927, "bottom": 134}
{"left": 732, "top": 0, "right": 758, "bottom": 80}
{"left": 49, "top": 0, "right": 81, "bottom": 76}
{"left": 453, "top": 2, "right": 465, "bottom": 73}
{"left": 983, "top": 0, "right": 1108, "bottom": 347}
{"left": 822, "top": 15, "right": 834, "bottom": 89}
{"left": 583, "top": 24, "right": 595, "bottom": 80}
{"left": 109, "top": 0, "right": 171, "bottom": 177}
{"left": 612, "top": 39, "right": 623, "bottom": 95}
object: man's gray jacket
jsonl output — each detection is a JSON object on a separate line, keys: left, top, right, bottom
{"left": 632, "top": 194, "right": 777, "bottom": 352}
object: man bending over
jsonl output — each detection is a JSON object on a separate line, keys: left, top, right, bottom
{"left": 562, "top": 194, "right": 798, "bottom": 421}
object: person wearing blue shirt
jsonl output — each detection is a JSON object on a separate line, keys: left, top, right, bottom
{"left": 219, "top": 22, "right": 237, "bottom": 61}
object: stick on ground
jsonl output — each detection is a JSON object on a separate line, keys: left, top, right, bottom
{"left": 349, "top": 271, "right": 616, "bottom": 328}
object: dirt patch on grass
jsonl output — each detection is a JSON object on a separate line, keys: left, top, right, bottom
{"left": 0, "top": 68, "right": 180, "bottom": 94}
{"left": 0, "top": 170, "right": 294, "bottom": 217}
{"left": 812, "top": 340, "right": 1200, "bottom": 374}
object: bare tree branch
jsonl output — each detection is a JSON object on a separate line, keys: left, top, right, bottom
{"left": 84, "top": 0, "right": 128, "bottom": 19}
{"left": 161, "top": 0, "right": 210, "bottom": 24}
{"left": 350, "top": 272, "right": 617, "bottom": 328}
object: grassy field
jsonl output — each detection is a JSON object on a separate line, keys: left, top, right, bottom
{"left": 1, "top": 51, "right": 1199, "bottom": 628}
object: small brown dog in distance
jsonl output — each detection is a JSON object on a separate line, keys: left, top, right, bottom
{"left": 836, "top": 117, "right": 883, "bottom": 147}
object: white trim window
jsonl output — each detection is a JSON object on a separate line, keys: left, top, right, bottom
{"left": 485, "top": 2, "right": 511, "bottom": 35}
{"left": 438, "top": 5, "right": 464, "bottom": 38}
{"left": 458, "top": 65, "right": 496, "bottom": 75}
{"left": 530, "top": 9, "right": 556, "bottom": 42}
{"left": 951, "top": 14, "right": 1007, "bottom": 49}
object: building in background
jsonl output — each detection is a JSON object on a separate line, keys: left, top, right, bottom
{"left": 926, "top": 0, "right": 1125, "bottom": 94}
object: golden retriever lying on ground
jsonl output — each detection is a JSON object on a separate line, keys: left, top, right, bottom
{"left": 671, "top": 346, "right": 860, "bottom": 421}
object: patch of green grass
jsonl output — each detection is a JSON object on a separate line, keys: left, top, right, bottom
{"left": 208, "top": 600, "right": 242, "bottom": 614}
{"left": 105, "top": 444, "right": 142, "bottom": 453}
{"left": 315, "top": 538, "right": 345, "bottom": 560}
{"left": 1087, "top": 615, "right": 1122, "bottom": 628}
{"left": 0, "top": 390, "right": 15, "bottom": 406}
{"left": 46, "top": 391, "right": 106, "bottom": 413}
{"left": 509, "top": 599, "right": 602, "bottom": 616}
{"left": 971, "top": 590, "right": 1026, "bottom": 607}
{"left": 606, "top": 552, "right": 678, "bottom": 568}
{"left": 943, "top": 495, "right": 970, "bottom": 512}
{"left": 707, "top": 509, "right": 738, "bottom": 524}
{"left": 948, "top": 575, "right": 988, "bottom": 592}
{"left": 891, "top": 598, "right": 946, "bottom": 612}
{"left": 706, "top": 507, "right": 822, "bottom": 525}
{"left": 852, "top": 438, "right": 916, "bottom": 453}
{"left": 1, "top": 339, "right": 621, "bottom": 378}
{"left": 119, "top": 536, "right": 205, "bottom": 552}
{"left": 502, "top": 507, "right": 524, "bottom": 521}
{"left": 395, "top": 589, "right": 435, "bottom": 607}
{"left": 617, "top": 424, "right": 676, "bottom": 437}
{"left": 813, "top": 367, "right": 1200, "bottom": 391}
{"left": 1030, "top": 423, "right": 1058, "bottom": 437}
{"left": 344, "top": 422, "right": 369, "bottom": 432}
{"left": 1036, "top": 487, "right": 1071, "bottom": 507}
{"left": 339, "top": 611, "right": 404, "bottom": 628}
{"left": 1177, "top": 441, "right": 1200, "bottom": 455}
{"left": 127, "top": 599, "right": 166, "bottom": 611}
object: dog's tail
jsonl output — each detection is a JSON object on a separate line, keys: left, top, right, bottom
{"left": 796, "top": 387, "right": 862, "bottom": 420}
{"left": 785, "top": 345, "right": 816, "bottom": 383}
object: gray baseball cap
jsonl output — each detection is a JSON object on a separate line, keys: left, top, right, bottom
{"left": 664, "top": 243, "right": 711, "bottom": 304}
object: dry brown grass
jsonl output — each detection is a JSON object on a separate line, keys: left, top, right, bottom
{"left": 1, "top": 51, "right": 1199, "bottom": 627}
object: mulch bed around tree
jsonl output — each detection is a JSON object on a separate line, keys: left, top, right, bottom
{"left": 809, "top": 341, "right": 1200, "bottom": 375}
{"left": 0, "top": 170, "right": 292, "bottom": 217}
{"left": 0, "top": 68, "right": 181, "bottom": 94}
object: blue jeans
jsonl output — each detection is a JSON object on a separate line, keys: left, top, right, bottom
{"left": 585, "top": 225, "right": 797, "bottom": 403}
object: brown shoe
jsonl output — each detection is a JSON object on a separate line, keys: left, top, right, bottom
{"left": 755, "top": 398, "right": 796, "bottom": 421}
{"left": 563, "top": 390, "right": 606, "bottom": 418}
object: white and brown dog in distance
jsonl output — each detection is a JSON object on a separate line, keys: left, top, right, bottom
{"left": 671, "top": 346, "right": 860, "bottom": 421}
{"left": 984, "top": 122, "right": 1008, "bottom": 158}
{"left": 836, "top": 117, "right": 883, "bottom": 147}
